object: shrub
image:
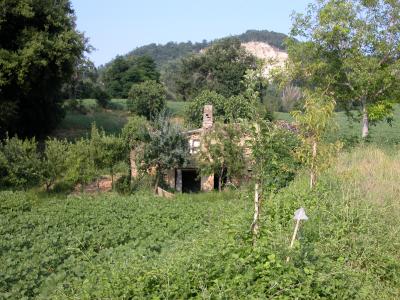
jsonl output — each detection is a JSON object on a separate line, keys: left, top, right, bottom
{"left": 0, "top": 136, "right": 41, "bottom": 189}
{"left": 41, "top": 138, "right": 70, "bottom": 191}
{"left": 114, "top": 174, "right": 152, "bottom": 194}
{"left": 251, "top": 121, "right": 300, "bottom": 192}
{"left": 127, "top": 80, "right": 166, "bottom": 120}
{"left": 64, "top": 138, "right": 96, "bottom": 190}
{"left": 90, "top": 124, "right": 125, "bottom": 188}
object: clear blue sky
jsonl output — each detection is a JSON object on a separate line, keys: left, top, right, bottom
{"left": 71, "top": 0, "right": 311, "bottom": 66}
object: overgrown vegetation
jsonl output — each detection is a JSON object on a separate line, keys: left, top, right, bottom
{"left": 1, "top": 146, "right": 399, "bottom": 299}
{"left": 1, "top": 0, "right": 400, "bottom": 298}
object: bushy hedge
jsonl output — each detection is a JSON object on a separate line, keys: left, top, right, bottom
{"left": 0, "top": 126, "right": 128, "bottom": 192}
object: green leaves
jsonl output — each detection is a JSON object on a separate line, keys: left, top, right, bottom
{"left": 175, "top": 38, "right": 257, "bottom": 100}
{"left": 185, "top": 90, "right": 256, "bottom": 127}
{"left": 0, "top": 0, "right": 87, "bottom": 137}
{"left": 287, "top": 0, "right": 400, "bottom": 137}
{"left": 0, "top": 136, "right": 41, "bottom": 189}
{"left": 251, "top": 121, "right": 300, "bottom": 192}
{"left": 197, "top": 122, "right": 246, "bottom": 189}
{"left": 102, "top": 55, "right": 160, "bottom": 98}
{"left": 127, "top": 80, "right": 167, "bottom": 120}
{"left": 140, "top": 112, "right": 189, "bottom": 181}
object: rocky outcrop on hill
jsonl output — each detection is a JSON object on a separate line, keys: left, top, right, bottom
{"left": 242, "top": 41, "right": 288, "bottom": 76}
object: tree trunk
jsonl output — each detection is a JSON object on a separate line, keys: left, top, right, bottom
{"left": 362, "top": 98, "right": 369, "bottom": 138}
{"left": 45, "top": 182, "right": 51, "bottom": 192}
{"left": 130, "top": 149, "right": 138, "bottom": 178}
{"left": 310, "top": 139, "right": 317, "bottom": 189}
{"left": 218, "top": 175, "right": 222, "bottom": 192}
{"left": 251, "top": 183, "right": 261, "bottom": 243}
{"left": 154, "top": 170, "right": 160, "bottom": 194}
{"left": 111, "top": 167, "right": 114, "bottom": 190}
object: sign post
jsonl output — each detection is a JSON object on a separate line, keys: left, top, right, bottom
{"left": 286, "top": 207, "right": 308, "bottom": 262}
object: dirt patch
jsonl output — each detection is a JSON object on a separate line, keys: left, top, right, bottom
{"left": 73, "top": 175, "right": 118, "bottom": 194}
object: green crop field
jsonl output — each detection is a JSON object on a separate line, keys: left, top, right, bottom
{"left": 1, "top": 146, "right": 399, "bottom": 299}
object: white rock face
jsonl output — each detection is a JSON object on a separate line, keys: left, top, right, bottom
{"left": 242, "top": 41, "right": 288, "bottom": 76}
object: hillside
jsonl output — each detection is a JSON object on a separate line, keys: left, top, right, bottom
{"left": 121, "top": 29, "right": 289, "bottom": 69}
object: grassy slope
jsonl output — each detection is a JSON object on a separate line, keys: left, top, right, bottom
{"left": 52, "top": 100, "right": 188, "bottom": 140}
{"left": 1, "top": 146, "right": 399, "bottom": 299}
{"left": 54, "top": 99, "right": 399, "bottom": 145}
{"left": 275, "top": 106, "right": 400, "bottom": 145}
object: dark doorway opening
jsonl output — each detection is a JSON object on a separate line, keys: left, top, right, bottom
{"left": 182, "top": 169, "right": 201, "bottom": 193}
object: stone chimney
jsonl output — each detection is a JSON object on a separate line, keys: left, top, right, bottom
{"left": 202, "top": 105, "right": 213, "bottom": 129}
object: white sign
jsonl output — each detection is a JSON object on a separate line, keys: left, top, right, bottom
{"left": 293, "top": 207, "right": 308, "bottom": 221}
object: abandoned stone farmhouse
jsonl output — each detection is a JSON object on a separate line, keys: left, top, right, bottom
{"left": 164, "top": 105, "right": 215, "bottom": 193}
{"left": 130, "top": 105, "right": 250, "bottom": 193}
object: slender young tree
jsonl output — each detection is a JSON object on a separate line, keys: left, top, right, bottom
{"left": 291, "top": 91, "right": 341, "bottom": 189}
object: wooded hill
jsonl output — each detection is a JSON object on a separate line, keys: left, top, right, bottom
{"left": 103, "top": 29, "right": 288, "bottom": 70}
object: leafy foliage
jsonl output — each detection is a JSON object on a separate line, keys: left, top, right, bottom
{"left": 175, "top": 38, "right": 257, "bottom": 100}
{"left": 90, "top": 124, "right": 125, "bottom": 187}
{"left": 41, "top": 139, "right": 69, "bottom": 191}
{"left": 291, "top": 92, "right": 342, "bottom": 188}
{"left": 185, "top": 90, "right": 256, "bottom": 127}
{"left": 101, "top": 55, "right": 160, "bottom": 98}
{"left": 121, "top": 115, "right": 150, "bottom": 149}
{"left": 141, "top": 112, "right": 189, "bottom": 188}
{"left": 287, "top": 0, "right": 400, "bottom": 137}
{"left": 251, "top": 121, "right": 300, "bottom": 192}
{"left": 127, "top": 80, "right": 166, "bottom": 120}
{"left": 0, "top": 136, "right": 41, "bottom": 189}
{"left": 64, "top": 138, "right": 96, "bottom": 190}
{"left": 0, "top": 0, "right": 86, "bottom": 137}
{"left": 197, "top": 122, "right": 247, "bottom": 190}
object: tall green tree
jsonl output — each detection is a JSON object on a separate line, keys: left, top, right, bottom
{"left": 175, "top": 38, "right": 257, "bottom": 100}
{"left": 0, "top": 0, "right": 87, "bottom": 137}
{"left": 287, "top": 0, "right": 400, "bottom": 138}
{"left": 101, "top": 55, "right": 160, "bottom": 98}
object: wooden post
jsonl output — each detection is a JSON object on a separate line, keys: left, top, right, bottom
{"left": 251, "top": 183, "right": 261, "bottom": 243}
